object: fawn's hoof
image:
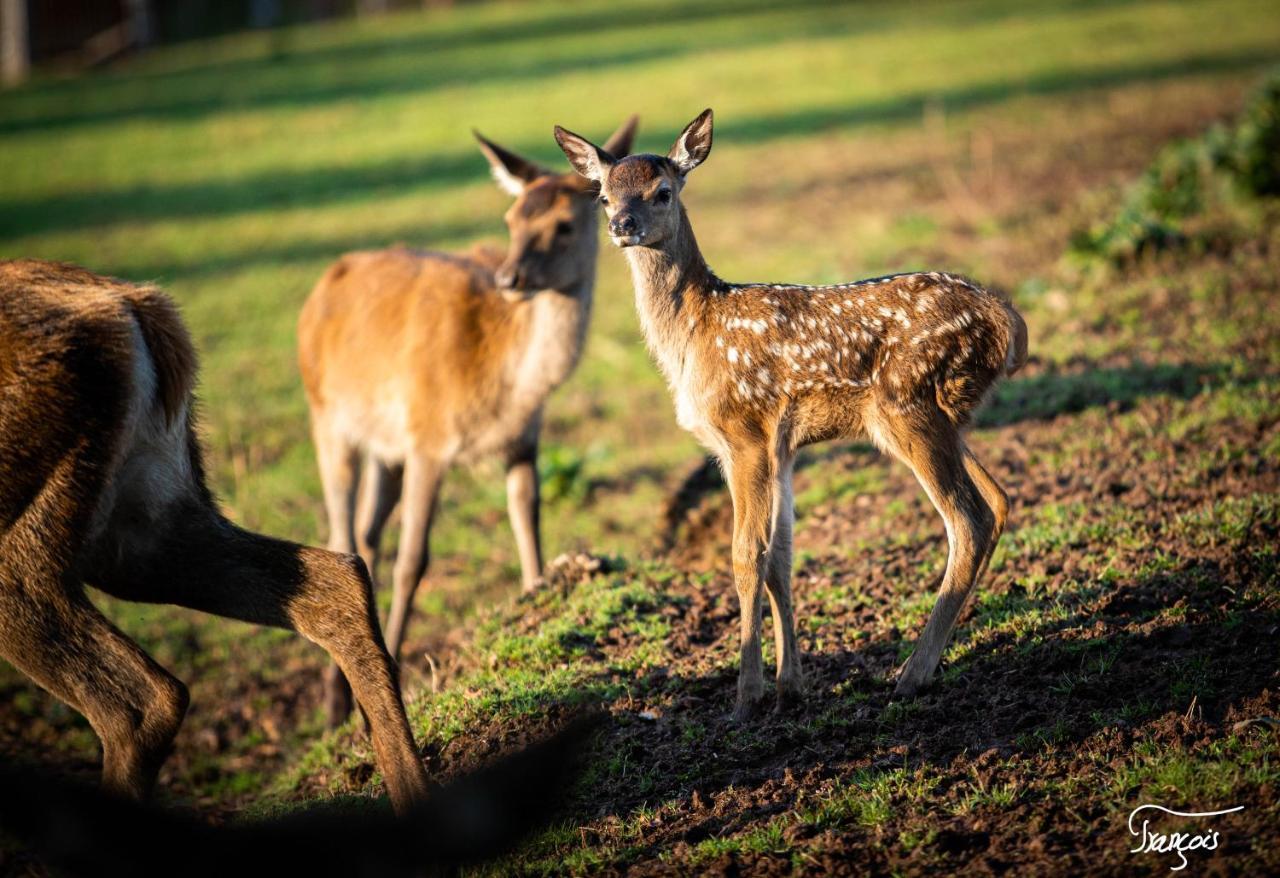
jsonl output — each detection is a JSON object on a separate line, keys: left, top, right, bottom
{"left": 773, "top": 681, "right": 805, "bottom": 715}
{"left": 730, "top": 692, "right": 765, "bottom": 723}
{"left": 891, "top": 658, "right": 931, "bottom": 699}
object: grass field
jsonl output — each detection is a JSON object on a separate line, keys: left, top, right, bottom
{"left": 1, "top": 0, "right": 1279, "bottom": 874}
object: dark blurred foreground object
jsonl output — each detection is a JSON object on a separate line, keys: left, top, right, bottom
{"left": 0, "top": 716, "right": 596, "bottom": 877}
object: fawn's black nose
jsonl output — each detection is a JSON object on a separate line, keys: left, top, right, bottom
{"left": 609, "top": 214, "right": 638, "bottom": 238}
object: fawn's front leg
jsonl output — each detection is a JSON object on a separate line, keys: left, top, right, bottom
{"left": 726, "top": 443, "right": 772, "bottom": 721}
{"left": 764, "top": 453, "right": 802, "bottom": 709}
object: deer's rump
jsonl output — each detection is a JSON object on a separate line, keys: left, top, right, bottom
{"left": 877, "top": 288, "right": 1027, "bottom": 428}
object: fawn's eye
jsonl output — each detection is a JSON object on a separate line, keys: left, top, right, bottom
{"left": 654, "top": 189, "right": 672, "bottom": 204}
{"left": 598, "top": 194, "right": 609, "bottom": 205}
{"left": 555, "top": 221, "right": 574, "bottom": 237}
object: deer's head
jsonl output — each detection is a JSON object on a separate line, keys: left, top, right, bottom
{"left": 475, "top": 116, "right": 638, "bottom": 299}
{"left": 554, "top": 109, "right": 713, "bottom": 249}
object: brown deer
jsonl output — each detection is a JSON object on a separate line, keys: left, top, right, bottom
{"left": 555, "top": 110, "right": 1028, "bottom": 719}
{"left": 0, "top": 259, "right": 428, "bottom": 812}
{"left": 298, "top": 118, "right": 637, "bottom": 724}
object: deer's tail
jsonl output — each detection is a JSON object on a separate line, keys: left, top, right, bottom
{"left": 122, "top": 286, "right": 198, "bottom": 426}
{"left": 1002, "top": 300, "right": 1028, "bottom": 377}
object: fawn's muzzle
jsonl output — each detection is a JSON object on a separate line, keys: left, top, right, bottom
{"left": 608, "top": 215, "right": 642, "bottom": 246}
{"left": 494, "top": 263, "right": 534, "bottom": 300}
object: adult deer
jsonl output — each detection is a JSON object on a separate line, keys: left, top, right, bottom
{"left": 0, "top": 260, "right": 428, "bottom": 812}
{"left": 298, "top": 117, "right": 637, "bottom": 724}
{"left": 555, "top": 110, "right": 1027, "bottom": 719}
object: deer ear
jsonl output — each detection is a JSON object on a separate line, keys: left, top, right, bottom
{"left": 668, "top": 108, "right": 713, "bottom": 176}
{"left": 601, "top": 115, "right": 639, "bottom": 159}
{"left": 474, "top": 131, "right": 549, "bottom": 197}
{"left": 554, "top": 125, "right": 614, "bottom": 184}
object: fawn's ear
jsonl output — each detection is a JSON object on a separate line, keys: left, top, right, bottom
{"left": 554, "top": 125, "right": 614, "bottom": 184}
{"left": 474, "top": 131, "right": 550, "bottom": 197}
{"left": 668, "top": 108, "right": 713, "bottom": 176}
{"left": 601, "top": 115, "right": 639, "bottom": 159}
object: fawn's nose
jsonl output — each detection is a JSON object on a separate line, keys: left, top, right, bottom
{"left": 495, "top": 262, "right": 520, "bottom": 290}
{"left": 609, "top": 214, "right": 639, "bottom": 238}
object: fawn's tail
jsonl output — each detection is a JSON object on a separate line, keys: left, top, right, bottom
{"left": 1002, "top": 300, "right": 1028, "bottom": 376}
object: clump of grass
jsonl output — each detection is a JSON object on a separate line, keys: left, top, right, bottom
{"left": 1072, "top": 69, "right": 1280, "bottom": 264}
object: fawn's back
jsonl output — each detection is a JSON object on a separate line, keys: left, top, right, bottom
{"left": 668, "top": 270, "right": 1026, "bottom": 453}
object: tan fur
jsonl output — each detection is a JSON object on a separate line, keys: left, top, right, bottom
{"left": 298, "top": 119, "right": 638, "bottom": 725}
{"left": 556, "top": 111, "right": 1029, "bottom": 717}
{"left": 0, "top": 260, "right": 429, "bottom": 812}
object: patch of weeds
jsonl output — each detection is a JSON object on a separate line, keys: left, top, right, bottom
{"left": 1071, "top": 68, "right": 1280, "bottom": 264}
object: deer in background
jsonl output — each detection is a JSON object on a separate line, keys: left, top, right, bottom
{"left": 298, "top": 117, "right": 638, "bottom": 724}
{"left": 0, "top": 260, "right": 428, "bottom": 812}
{"left": 555, "top": 110, "right": 1027, "bottom": 719}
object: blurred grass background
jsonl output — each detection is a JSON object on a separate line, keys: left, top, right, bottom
{"left": 1, "top": 0, "right": 1278, "bottom": 806}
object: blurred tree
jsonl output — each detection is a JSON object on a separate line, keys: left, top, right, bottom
{"left": 124, "top": 0, "right": 150, "bottom": 47}
{"left": 250, "top": 0, "right": 282, "bottom": 29}
{"left": 1, "top": 0, "right": 29, "bottom": 86}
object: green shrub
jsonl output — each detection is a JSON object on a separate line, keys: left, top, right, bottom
{"left": 1072, "top": 69, "right": 1280, "bottom": 264}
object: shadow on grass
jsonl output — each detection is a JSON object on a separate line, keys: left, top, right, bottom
{"left": 534, "top": 537, "right": 1277, "bottom": 868}
{"left": 0, "top": 0, "right": 1152, "bottom": 133}
{"left": 978, "top": 360, "right": 1235, "bottom": 426}
{"left": 4, "top": 47, "right": 1275, "bottom": 243}
{"left": 0, "top": 0, "right": 855, "bottom": 137}
{"left": 116, "top": 0, "right": 1147, "bottom": 90}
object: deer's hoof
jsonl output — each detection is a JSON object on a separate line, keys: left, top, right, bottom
{"left": 730, "top": 693, "right": 765, "bottom": 723}
{"left": 891, "top": 659, "right": 931, "bottom": 700}
{"left": 773, "top": 678, "right": 805, "bottom": 714}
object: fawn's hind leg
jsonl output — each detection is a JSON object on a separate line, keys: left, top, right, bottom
{"left": 962, "top": 444, "right": 1009, "bottom": 584}
{"left": 871, "top": 407, "right": 996, "bottom": 697}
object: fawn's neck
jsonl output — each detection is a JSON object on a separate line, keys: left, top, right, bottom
{"left": 622, "top": 208, "right": 715, "bottom": 387}
{"left": 509, "top": 238, "right": 597, "bottom": 412}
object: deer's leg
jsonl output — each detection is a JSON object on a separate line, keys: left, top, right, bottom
{"left": 95, "top": 509, "right": 430, "bottom": 813}
{"left": 725, "top": 442, "right": 772, "bottom": 721}
{"left": 314, "top": 425, "right": 360, "bottom": 556}
{"left": 877, "top": 411, "right": 995, "bottom": 698}
{"left": 355, "top": 457, "right": 403, "bottom": 586}
{"left": 505, "top": 441, "right": 544, "bottom": 593}
{"left": 383, "top": 453, "right": 446, "bottom": 662}
{"left": 962, "top": 444, "right": 1009, "bottom": 585}
{"left": 313, "top": 428, "right": 367, "bottom": 724}
{"left": 327, "top": 458, "right": 404, "bottom": 726}
{"left": 763, "top": 452, "right": 802, "bottom": 709}
{"left": 0, "top": 584, "right": 188, "bottom": 800}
